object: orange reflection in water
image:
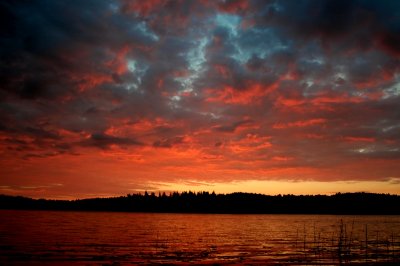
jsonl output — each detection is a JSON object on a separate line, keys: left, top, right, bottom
{"left": 1, "top": 210, "right": 399, "bottom": 265}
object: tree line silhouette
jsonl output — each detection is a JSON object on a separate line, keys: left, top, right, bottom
{"left": 1, "top": 192, "right": 399, "bottom": 214}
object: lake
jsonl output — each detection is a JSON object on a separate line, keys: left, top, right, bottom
{"left": 0, "top": 210, "right": 399, "bottom": 265}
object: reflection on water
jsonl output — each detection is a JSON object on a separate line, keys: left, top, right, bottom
{"left": 0, "top": 210, "right": 399, "bottom": 265}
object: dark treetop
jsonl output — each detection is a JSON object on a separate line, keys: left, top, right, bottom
{"left": 1, "top": 192, "right": 399, "bottom": 214}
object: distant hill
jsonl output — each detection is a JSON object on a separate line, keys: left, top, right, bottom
{"left": 1, "top": 192, "right": 399, "bottom": 214}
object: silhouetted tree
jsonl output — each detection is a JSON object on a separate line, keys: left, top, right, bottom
{"left": 0, "top": 192, "right": 399, "bottom": 214}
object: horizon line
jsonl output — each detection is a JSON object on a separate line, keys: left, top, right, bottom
{"left": 2, "top": 190, "right": 399, "bottom": 201}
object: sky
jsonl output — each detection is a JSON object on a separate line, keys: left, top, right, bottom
{"left": 1, "top": 0, "right": 400, "bottom": 199}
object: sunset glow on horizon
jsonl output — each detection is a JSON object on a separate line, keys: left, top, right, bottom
{"left": 1, "top": 0, "right": 400, "bottom": 199}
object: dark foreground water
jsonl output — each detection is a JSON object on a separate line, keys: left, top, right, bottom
{"left": 0, "top": 210, "right": 399, "bottom": 265}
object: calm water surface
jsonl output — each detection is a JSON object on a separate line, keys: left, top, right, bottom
{"left": 0, "top": 210, "right": 399, "bottom": 265}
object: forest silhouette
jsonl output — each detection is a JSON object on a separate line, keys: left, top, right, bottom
{"left": 1, "top": 192, "right": 399, "bottom": 214}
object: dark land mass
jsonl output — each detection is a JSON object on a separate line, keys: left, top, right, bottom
{"left": 1, "top": 192, "right": 399, "bottom": 214}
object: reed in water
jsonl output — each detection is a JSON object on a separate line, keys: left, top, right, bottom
{"left": 291, "top": 220, "right": 399, "bottom": 265}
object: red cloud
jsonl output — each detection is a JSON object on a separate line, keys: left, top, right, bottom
{"left": 105, "top": 46, "right": 131, "bottom": 76}
{"left": 273, "top": 119, "right": 326, "bottom": 129}
{"left": 343, "top": 136, "right": 376, "bottom": 143}
{"left": 105, "top": 118, "right": 183, "bottom": 138}
{"left": 206, "top": 82, "right": 279, "bottom": 105}
{"left": 218, "top": 0, "right": 249, "bottom": 13}
{"left": 70, "top": 72, "right": 112, "bottom": 92}
{"left": 227, "top": 134, "right": 272, "bottom": 155}
{"left": 272, "top": 156, "right": 294, "bottom": 162}
{"left": 274, "top": 91, "right": 376, "bottom": 114}
{"left": 121, "top": 0, "right": 167, "bottom": 16}
{"left": 213, "top": 64, "right": 230, "bottom": 78}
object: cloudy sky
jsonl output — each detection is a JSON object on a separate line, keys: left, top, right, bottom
{"left": 1, "top": 0, "right": 400, "bottom": 199}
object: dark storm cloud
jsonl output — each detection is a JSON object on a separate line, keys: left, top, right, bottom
{"left": 0, "top": 0, "right": 156, "bottom": 99}
{"left": 213, "top": 119, "right": 253, "bottom": 133}
{"left": 251, "top": 0, "right": 400, "bottom": 55}
{"left": 24, "top": 127, "right": 61, "bottom": 140}
{"left": 0, "top": 3, "right": 161, "bottom": 125}
{"left": 83, "top": 133, "right": 143, "bottom": 150}
{"left": 269, "top": 0, "right": 359, "bottom": 39}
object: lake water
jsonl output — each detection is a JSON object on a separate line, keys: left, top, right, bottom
{"left": 0, "top": 210, "right": 399, "bottom": 265}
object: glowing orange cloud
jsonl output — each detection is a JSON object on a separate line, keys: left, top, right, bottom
{"left": 343, "top": 136, "right": 376, "bottom": 143}
{"left": 273, "top": 119, "right": 326, "bottom": 129}
{"left": 206, "top": 82, "right": 279, "bottom": 105}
